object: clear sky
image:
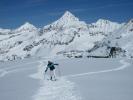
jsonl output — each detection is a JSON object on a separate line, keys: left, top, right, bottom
{"left": 0, "top": 0, "right": 133, "bottom": 29}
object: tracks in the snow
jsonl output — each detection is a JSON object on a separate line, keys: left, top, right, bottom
{"left": 31, "top": 60, "right": 82, "bottom": 100}
{"left": 64, "top": 59, "right": 130, "bottom": 78}
{"left": 0, "top": 59, "right": 44, "bottom": 78}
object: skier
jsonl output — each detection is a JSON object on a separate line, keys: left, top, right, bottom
{"left": 45, "top": 61, "right": 59, "bottom": 81}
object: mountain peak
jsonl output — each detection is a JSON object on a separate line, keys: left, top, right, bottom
{"left": 96, "top": 19, "right": 111, "bottom": 24}
{"left": 95, "top": 19, "right": 121, "bottom": 26}
{"left": 15, "top": 22, "right": 37, "bottom": 32}
{"left": 22, "top": 22, "right": 35, "bottom": 28}
{"left": 24, "top": 22, "right": 32, "bottom": 26}
{"left": 43, "top": 10, "right": 85, "bottom": 29}
{"left": 59, "top": 11, "right": 79, "bottom": 22}
{"left": 62, "top": 11, "right": 74, "bottom": 17}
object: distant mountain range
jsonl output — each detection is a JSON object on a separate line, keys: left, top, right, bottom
{"left": 0, "top": 11, "right": 133, "bottom": 61}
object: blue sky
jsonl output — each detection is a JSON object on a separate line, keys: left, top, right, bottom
{"left": 0, "top": 0, "right": 133, "bottom": 29}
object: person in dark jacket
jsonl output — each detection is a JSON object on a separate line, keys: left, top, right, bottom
{"left": 45, "top": 61, "right": 59, "bottom": 80}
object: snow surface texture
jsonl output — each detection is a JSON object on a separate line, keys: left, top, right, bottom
{"left": 65, "top": 59, "right": 129, "bottom": 78}
{"left": 1, "top": 11, "right": 132, "bottom": 61}
{"left": 0, "top": 58, "right": 132, "bottom": 100}
{"left": 33, "top": 78, "right": 81, "bottom": 100}
{"left": 30, "top": 60, "right": 82, "bottom": 100}
{"left": 29, "top": 58, "right": 130, "bottom": 100}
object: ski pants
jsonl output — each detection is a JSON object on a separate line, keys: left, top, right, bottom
{"left": 50, "top": 70, "right": 56, "bottom": 80}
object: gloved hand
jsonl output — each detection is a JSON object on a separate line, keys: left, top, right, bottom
{"left": 55, "top": 64, "right": 59, "bottom": 66}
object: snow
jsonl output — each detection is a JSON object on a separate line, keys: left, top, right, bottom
{"left": 65, "top": 32, "right": 104, "bottom": 51}
{"left": 0, "top": 57, "right": 133, "bottom": 100}
{"left": 14, "top": 22, "right": 37, "bottom": 33}
{"left": 0, "top": 28, "right": 11, "bottom": 35}
{"left": 102, "top": 19, "right": 133, "bottom": 57}
{"left": 0, "top": 58, "right": 39, "bottom": 100}
{"left": 65, "top": 59, "right": 129, "bottom": 78}
{"left": 0, "top": 9, "right": 133, "bottom": 100}
{"left": 33, "top": 78, "right": 81, "bottom": 100}
{"left": 30, "top": 59, "right": 82, "bottom": 100}
{"left": 88, "top": 19, "right": 123, "bottom": 37}
{"left": 0, "top": 11, "right": 132, "bottom": 61}
{"left": 44, "top": 11, "right": 87, "bottom": 29}
{"left": 94, "top": 19, "right": 123, "bottom": 33}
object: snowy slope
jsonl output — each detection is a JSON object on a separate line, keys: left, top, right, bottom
{"left": 14, "top": 22, "right": 38, "bottom": 33}
{"left": 0, "top": 28, "right": 12, "bottom": 41}
{"left": 42, "top": 11, "right": 88, "bottom": 45}
{"left": 0, "top": 22, "right": 39, "bottom": 61}
{"left": 0, "top": 28, "right": 11, "bottom": 35}
{"left": 102, "top": 19, "right": 133, "bottom": 57}
{"left": 40, "top": 12, "right": 123, "bottom": 56}
{"left": 0, "top": 57, "right": 133, "bottom": 100}
{"left": 88, "top": 19, "right": 123, "bottom": 34}
{"left": 44, "top": 11, "right": 88, "bottom": 29}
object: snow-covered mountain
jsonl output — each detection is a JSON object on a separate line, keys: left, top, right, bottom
{"left": 0, "top": 11, "right": 132, "bottom": 61}
{"left": 0, "top": 28, "right": 11, "bottom": 35}
{"left": 90, "top": 19, "right": 133, "bottom": 57}
{"left": 103, "top": 19, "right": 133, "bottom": 57}
{"left": 14, "top": 22, "right": 38, "bottom": 33}
{"left": 0, "top": 22, "right": 39, "bottom": 61}
{"left": 44, "top": 11, "right": 88, "bottom": 30}
{"left": 41, "top": 12, "right": 123, "bottom": 53}
{"left": 88, "top": 19, "right": 123, "bottom": 34}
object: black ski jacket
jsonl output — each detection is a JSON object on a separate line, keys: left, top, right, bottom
{"left": 45, "top": 62, "right": 58, "bottom": 72}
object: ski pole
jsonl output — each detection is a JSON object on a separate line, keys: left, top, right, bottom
{"left": 57, "top": 65, "right": 61, "bottom": 77}
{"left": 44, "top": 71, "right": 47, "bottom": 80}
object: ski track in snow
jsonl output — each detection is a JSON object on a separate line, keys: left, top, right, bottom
{"left": 0, "top": 58, "right": 130, "bottom": 100}
{"left": 64, "top": 59, "right": 130, "bottom": 78}
{"left": 30, "top": 60, "right": 47, "bottom": 80}
{"left": 0, "top": 67, "right": 36, "bottom": 78}
{"left": 31, "top": 60, "right": 82, "bottom": 100}
{"left": 33, "top": 78, "right": 82, "bottom": 100}
{"left": 0, "top": 62, "right": 37, "bottom": 78}
{"left": 0, "top": 56, "right": 64, "bottom": 78}
{"left": 0, "top": 58, "right": 48, "bottom": 78}
{"left": 31, "top": 59, "right": 130, "bottom": 100}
